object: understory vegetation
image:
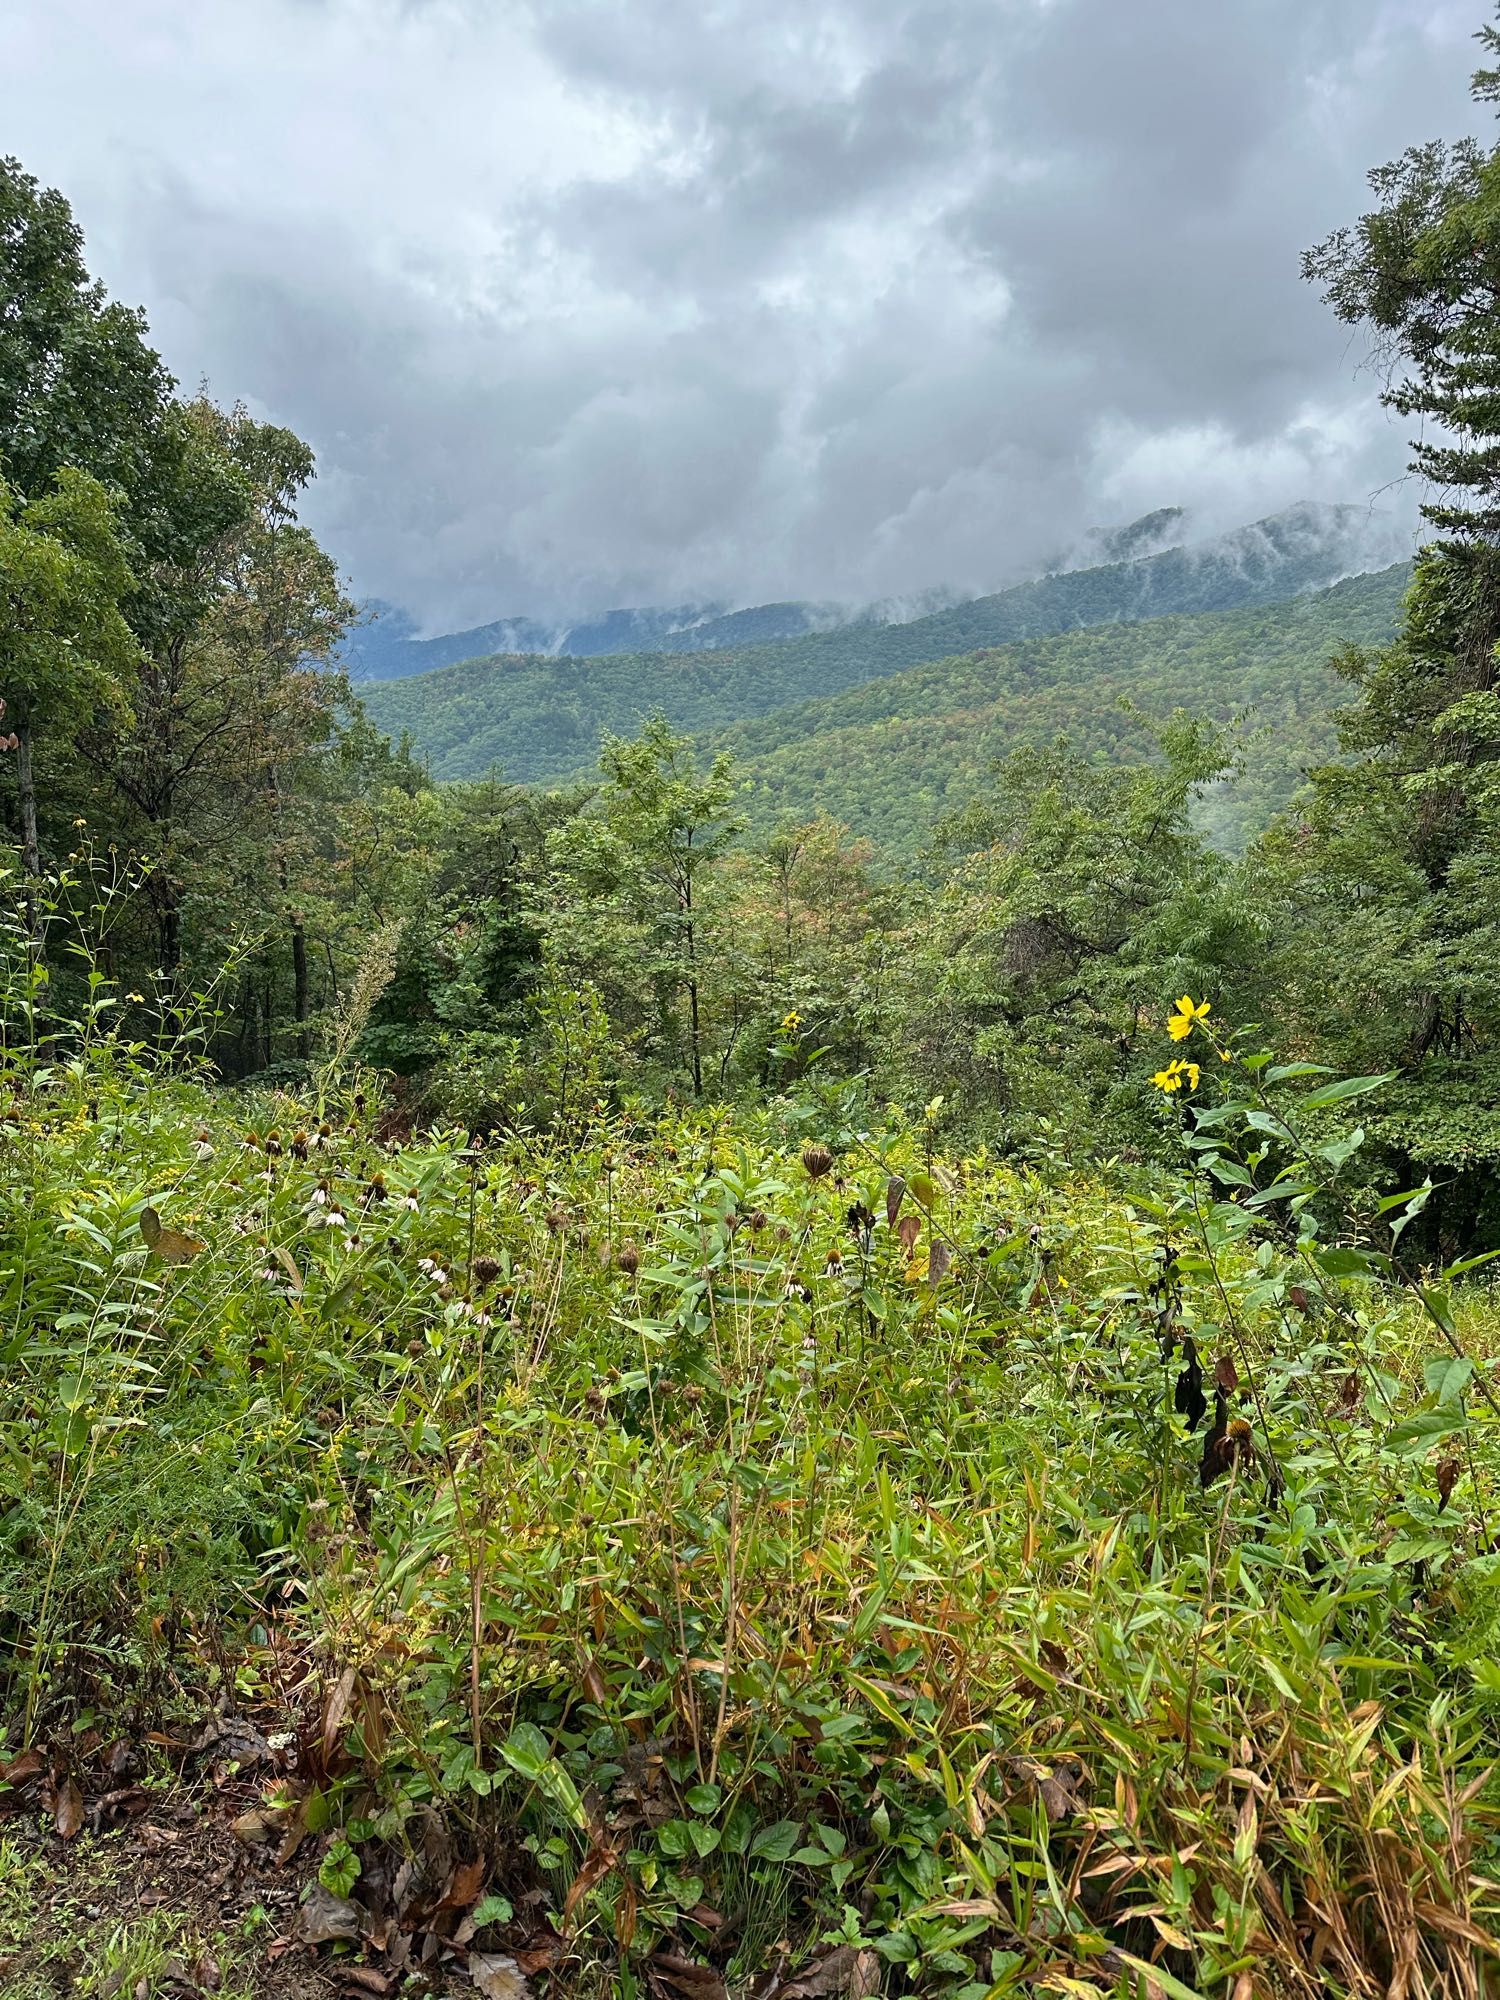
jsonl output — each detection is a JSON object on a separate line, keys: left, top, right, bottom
{"left": 2, "top": 920, "right": 1499, "bottom": 1998}
{"left": 7, "top": 15, "right": 1500, "bottom": 1999}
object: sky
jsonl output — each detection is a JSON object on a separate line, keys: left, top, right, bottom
{"left": 0, "top": 0, "right": 1488, "bottom": 630}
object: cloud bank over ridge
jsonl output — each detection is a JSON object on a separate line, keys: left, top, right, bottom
{"left": 0, "top": 0, "right": 1482, "bottom": 627}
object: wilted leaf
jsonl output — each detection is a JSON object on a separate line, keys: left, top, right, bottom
{"left": 648, "top": 1953, "right": 729, "bottom": 1999}
{"left": 322, "top": 1664, "right": 357, "bottom": 1765}
{"left": 896, "top": 1215, "right": 920, "bottom": 1255}
{"left": 54, "top": 1776, "right": 83, "bottom": 1839}
{"left": 1215, "top": 1353, "right": 1239, "bottom": 1394}
{"left": 0, "top": 1749, "right": 44, "bottom": 1789}
{"left": 562, "top": 1840, "right": 620, "bottom": 1927}
{"left": 295, "top": 1885, "right": 363, "bottom": 1945}
{"left": 927, "top": 1240, "right": 951, "bottom": 1285}
{"left": 781, "top": 1945, "right": 884, "bottom": 1996}
{"left": 1173, "top": 1340, "right": 1205, "bottom": 1430}
{"left": 467, "top": 1954, "right": 529, "bottom": 1999}
{"left": 340, "top": 1970, "right": 395, "bottom": 1996}
{"left": 885, "top": 1177, "right": 905, "bottom": 1226}
{"left": 1437, "top": 1456, "right": 1461, "bottom": 1509}
{"left": 231, "top": 1807, "right": 288, "bottom": 1847}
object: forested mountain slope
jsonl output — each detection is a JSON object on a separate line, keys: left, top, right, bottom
{"left": 361, "top": 505, "right": 1408, "bottom": 781}
{"left": 712, "top": 562, "right": 1410, "bottom": 853}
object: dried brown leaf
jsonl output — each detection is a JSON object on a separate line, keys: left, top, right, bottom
{"left": 562, "top": 1841, "right": 619, "bottom": 1928}
{"left": 648, "top": 1954, "right": 729, "bottom": 2000}
{"left": 54, "top": 1778, "right": 84, "bottom": 1839}
{"left": 468, "top": 1955, "right": 529, "bottom": 1999}
{"left": 885, "top": 1177, "right": 906, "bottom": 1227}
{"left": 781, "top": 1946, "right": 885, "bottom": 1995}
{"left": 322, "top": 1665, "right": 357, "bottom": 1766}
{"left": 294, "top": 1886, "right": 363, "bottom": 1946}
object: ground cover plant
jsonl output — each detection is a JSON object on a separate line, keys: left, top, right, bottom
{"left": 2, "top": 883, "right": 1498, "bottom": 1999}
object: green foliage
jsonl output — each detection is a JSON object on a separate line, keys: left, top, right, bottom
{"left": 361, "top": 543, "right": 1409, "bottom": 801}
{"left": 1, "top": 890, "right": 1497, "bottom": 1994}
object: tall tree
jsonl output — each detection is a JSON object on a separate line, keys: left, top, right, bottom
{"left": 1281, "top": 16, "right": 1500, "bottom": 1240}
{"left": 0, "top": 469, "right": 138, "bottom": 902}
{"left": 547, "top": 718, "right": 742, "bottom": 1096}
{"left": 84, "top": 402, "right": 352, "bottom": 1025}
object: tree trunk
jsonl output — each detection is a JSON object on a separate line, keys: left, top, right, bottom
{"left": 15, "top": 721, "right": 41, "bottom": 943}
{"left": 683, "top": 877, "right": 702, "bottom": 1096}
{"left": 15, "top": 724, "right": 39, "bottom": 880}
{"left": 291, "top": 908, "right": 309, "bottom": 1056}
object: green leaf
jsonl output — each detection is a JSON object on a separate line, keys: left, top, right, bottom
{"left": 1385, "top": 1408, "right": 1467, "bottom": 1455}
{"left": 749, "top": 1820, "right": 801, "bottom": 1863}
{"left": 1314, "top": 1246, "right": 1377, "bottom": 1277}
{"left": 1299, "top": 1073, "right": 1396, "bottom": 1110}
{"left": 1423, "top": 1355, "right": 1473, "bottom": 1406}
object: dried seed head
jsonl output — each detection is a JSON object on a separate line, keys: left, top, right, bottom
{"left": 473, "top": 1255, "right": 502, "bottom": 1289}
{"left": 545, "top": 1206, "right": 567, "bottom": 1235}
{"left": 802, "top": 1142, "right": 835, "bottom": 1180}
{"left": 747, "top": 1209, "right": 769, "bottom": 1232}
{"left": 617, "top": 1241, "right": 641, "bottom": 1277}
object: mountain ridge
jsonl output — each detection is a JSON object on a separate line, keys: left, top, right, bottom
{"left": 360, "top": 503, "right": 1413, "bottom": 785}
{"left": 346, "top": 499, "right": 1404, "bottom": 685}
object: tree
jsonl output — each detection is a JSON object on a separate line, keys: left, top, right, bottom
{"left": 0, "top": 469, "right": 138, "bottom": 902}
{"left": 83, "top": 401, "right": 352, "bottom": 1035}
{"left": 547, "top": 717, "right": 742, "bottom": 1095}
{"left": 0, "top": 158, "right": 245, "bottom": 630}
{"left": 1282, "top": 16, "right": 1500, "bottom": 1242}
{"left": 891, "top": 720, "right": 1259, "bottom": 1148}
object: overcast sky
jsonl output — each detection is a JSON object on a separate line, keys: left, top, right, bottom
{"left": 0, "top": 0, "right": 1486, "bottom": 629}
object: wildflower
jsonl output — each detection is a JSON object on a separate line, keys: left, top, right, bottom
{"left": 126, "top": 990, "right": 145, "bottom": 1004}
{"left": 1152, "top": 1058, "right": 1200, "bottom": 1094}
{"left": 1167, "top": 995, "right": 1212, "bottom": 1041}
{"left": 402, "top": 1193, "right": 419, "bottom": 1212}
{"left": 781, "top": 1008, "right": 802, "bottom": 1033}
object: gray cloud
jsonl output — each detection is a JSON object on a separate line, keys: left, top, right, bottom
{"left": 0, "top": 0, "right": 1484, "bottom": 627}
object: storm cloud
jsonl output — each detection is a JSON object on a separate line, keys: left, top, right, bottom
{"left": 0, "top": 0, "right": 1485, "bottom": 627}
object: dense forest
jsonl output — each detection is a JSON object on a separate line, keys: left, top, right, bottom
{"left": 3, "top": 17, "right": 1500, "bottom": 2000}
{"left": 359, "top": 507, "right": 1405, "bottom": 787}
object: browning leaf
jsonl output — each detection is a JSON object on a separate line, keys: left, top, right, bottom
{"left": 648, "top": 1954, "right": 729, "bottom": 2000}
{"left": 1215, "top": 1353, "right": 1240, "bottom": 1395}
{"left": 562, "top": 1840, "right": 620, "bottom": 1929}
{"left": 885, "top": 1177, "right": 906, "bottom": 1227}
{"left": 54, "top": 1776, "right": 83, "bottom": 1839}
{"left": 467, "top": 1954, "right": 529, "bottom": 1999}
{"left": 896, "top": 1215, "right": 921, "bottom": 1255}
{"left": 1437, "top": 1456, "right": 1461, "bottom": 1510}
{"left": 780, "top": 1945, "right": 884, "bottom": 1996}
{"left": 294, "top": 1886, "right": 362, "bottom": 1945}
{"left": 1174, "top": 1338, "right": 1206, "bottom": 1431}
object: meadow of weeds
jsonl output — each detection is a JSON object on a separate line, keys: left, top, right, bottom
{"left": 1, "top": 907, "right": 1498, "bottom": 2000}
